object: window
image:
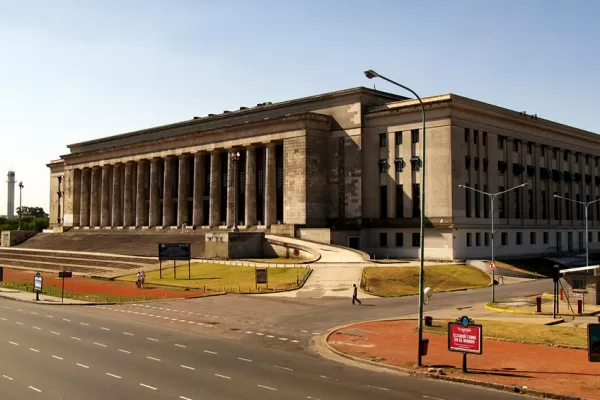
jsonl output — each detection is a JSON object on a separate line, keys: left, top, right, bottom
{"left": 379, "top": 133, "right": 387, "bottom": 147}
{"left": 596, "top": 157, "right": 599, "bottom": 166}
{"left": 513, "top": 140, "right": 519, "bottom": 152}
{"left": 543, "top": 232, "right": 549, "bottom": 244}
{"left": 589, "top": 232, "right": 593, "bottom": 243}
{"left": 483, "top": 185, "right": 489, "bottom": 218}
{"left": 483, "top": 158, "right": 488, "bottom": 172}
{"left": 395, "top": 232, "right": 403, "bottom": 247}
{"left": 465, "top": 185, "right": 471, "bottom": 217}
{"left": 498, "top": 136, "right": 505, "bottom": 149}
{"left": 527, "top": 142, "right": 533, "bottom": 154}
{"left": 464, "top": 128, "right": 470, "bottom": 143}
{"left": 575, "top": 153, "right": 580, "bottom": 163}
{"left": 501, "top": 232, "right": 508, "bottom": 246}
{"left": 528, "top": 189, "right": 533, "bottom": 219}
{"left": 412, "top": 184, "right": 421, "bottom": 217}
{"left": 586, "top": 154, "right": 590, "bottom": 165}
{"left": 499, "top": 186, "right": 506, "bottom": 218}
{"left": 484, "top": 232, "right": 490, "bottom": 246}
{"left": 412, "top": 232, "right": 420, "bottom": 247}
{"left": 553, "top": 148, "right": 558, "bottom": 159}
{"left": 380, "top": 186, "right": 388, "bottom": 218}
{"left": 541, "top": 190, "right": 547, "bottom": 219}
{"left": 516, "top": 232, "right": 523, "bottom": 245}
{"left": 598, "top": 232, "right": 600, "bottom": 242}
{"left": 565, "top": 193, "right": 571, "bottom": 220}
{"left": 378, "top": 159, "right": 388, "bottom": 173}
{"left": 466, "top": 233, "right": 472, "bottom": 247}
{"left": 396, "top": 184, "right": 404, "bottom": 218}
{"left": 541, "top": 146, "right": 546, "bottom": 157}
{"left": 530, "top": 232, "right": 536, "bottom": 245}
{"left": 379, "top": 232, "right": 387, "bottom": 247}
{"left": 474, "top": 130, "right": 479, "bottom": 145}
{"left": 482, "top": 131, "right": 487, "bottom": 146}
{"left": 411, "top": 129, "right": 419, "bottom": 144}
{"left": 572, "top": 279, "right": 586, "bottom": 290}
{"left": 554, "top": 192, "right": 560, "bottom": 220}
{"left": 564, "top": 150, "right": 569, "bottom": 161}
{"left": 576, "top": 194, "right": 582, "bottom": 220}
{"left": 395, "top": 131, "right": 402, "bottom": 146}
{"left": 476, "top": 232, "right": 481, "bottom": 246}
{"left": 514, "top": 190, "right": 521, "bottom": 218}
{"left": 474, "top": 184, "right": 481, "bottom": 218}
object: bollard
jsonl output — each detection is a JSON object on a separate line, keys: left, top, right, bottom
{"left": 578, "top": 299, "right": 583, "bottom": 314}
{"left": 536, "top": 296, "right": 542, "bottom": 313}
{"left": 560, "top": 288, "right": 564, "bottom": 301}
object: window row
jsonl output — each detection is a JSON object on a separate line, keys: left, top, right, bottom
{"left": 378, "top": 129, "right": 420, "bottom": 147}
{"left": 379, "top": 232, "right": 420, "bottom": 247}
{"left": 379, "top": 184, "right": 420, "bottom": 218}
{"left": 466, "top": 230, "right": 600, "bottom": 248}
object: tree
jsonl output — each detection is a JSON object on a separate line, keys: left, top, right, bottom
{"left": 16, "top": 206, "right": 48, "bottom": 218}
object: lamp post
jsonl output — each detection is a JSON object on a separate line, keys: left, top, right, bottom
{"left": 18, "top": 181, "right": 24, "bottom": 230}
{"left": 458, "top": 183, "right": 527, "bottom": 302}
{"left": 554, "top": 194, "right": 600, "bottom": 268}
{"left": 364, "top": 70, "right": 427, "bottom": 366}
{"left": 231, "top": 151, "right": 241, "bottom": 232}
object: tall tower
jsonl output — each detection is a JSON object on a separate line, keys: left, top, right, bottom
{"left": 7, "top": 171, "right": 15, "bottom": 219}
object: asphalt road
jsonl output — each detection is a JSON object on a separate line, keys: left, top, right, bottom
{"left": 0, "top": 296, "right": 529, "bottom": 400}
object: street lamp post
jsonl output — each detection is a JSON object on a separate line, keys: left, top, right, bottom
{"left": 554, "top": 194, "right": 600, "bottom": 268}
{"left": 231, "top": 151, "right": 241, "bottom": 232}
{"left": 458, "top": 183, "right": 527, "bottom": 302}
{"left": 18, "top": 181, "right": 24, "bottom": 231}
{"left": 364, "top": 70, "right": 427, "bottom": 366}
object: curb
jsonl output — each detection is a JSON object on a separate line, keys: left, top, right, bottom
{"left": 316, "top": 320, "right": 588, "bottom": 400}
{"left": 485, "top": 302, "right": 600, "bottom": 316}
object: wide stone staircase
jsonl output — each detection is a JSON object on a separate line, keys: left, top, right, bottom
{"left": 0, "top": 230, "right": 206, "bottom": 276}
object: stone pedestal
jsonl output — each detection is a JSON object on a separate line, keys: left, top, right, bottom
{"left": 204, "top": 232, "right": 265, "bottom": 259}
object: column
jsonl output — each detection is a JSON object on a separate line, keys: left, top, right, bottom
{"left": 123, "top": 161, "right": 135, "bottom": 227}
{"left": 111, "top": 163, "right": 123, "bottom": 227}
{"left": 72, "top": 169, "right": 82, "bottom": 227}
{"left": 209, "top": 151, "right": 221, "bottom": 227}
{"left": 90, "top": 166, "right": 101, "bottom": 227}
{"left": 149, "top": 158, "right": 161, "bottom": 227}
{"left": 80, "top": 168, "right": 91, "bottom": 227}
{"left": 136, "top": 160, "right": 147, "bottom": 227}
{"left": 162, "top": 156, "right": 174, "bottom": 227}
{"left": 177, "top": 154, "right": 189, "bottom": 227}
{"left": 100, "top": 165, "right": 112, "bottom": 227}
{"left": 192, "top": 153, "right": 205, "bottom": 227}
{"left": 264, "top": 143, "right": 277, "bottom": 227}
{"left": 245, "top": 146, "right": 257, "bottom": 226}
{"left": 226, "top": 150, "right": 236, "bottom": 227}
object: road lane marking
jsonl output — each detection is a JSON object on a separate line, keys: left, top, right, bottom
{"left": 3, "top": 306, "right": 9, "bottom": 309}
{"left": 204, "top": 350, "right": 217, "bottom": 355}
{"left": 256, "top": 333, "right": 264, "bottom": 336}
{"left": 274, "top": 365, "right": 293, "bottom": 371}
{"left": 180, "top": 365, "right": 195, "bottom": 370}
{"left": 45, "top": 315, "right": 53, "bottom": 318}
{"left": 94, "top": 342, "right": 107, "bottom": 348}
{"left": 147, "top": 337, "right": 158, "bottom": 342}
{"left": 291, "top": 340, "right": 299, "bottom": 343}
{"left": 307, "top": 397, "right": 322, "bottom": 400}
{"left": 9, "top": 341, "right": 18, "bottom": 346}
{"left": 423, "top": 396, "right": 445, "bottom": 400}
{"left": 29, "top": 348, "right": 40, "bottom": 353}
{"left": 278, "top": 337, "right": 288, "bottom": 341}
{"left": 106, "top": 373, "right": 122, "bottom": 379}
{"left": 28, "top": 386, "right": 42, "bottom": 392}
{"left": 17, "top": 309, "right": 23, "bottom": 312}
{"left": 214, "top": 374, "right": 231, "bottom": 379}
{"left": 266, "top": 335, "right": 274, "bottom": 338}
{"left": 123, "top": 332, "right": 134, "bottom": 336}
{"left": 16, "top": 322, "right": 23, "bottom": 325}
{"left": 174, "top": 344, "right": 186, "bottom": 348}
{"left": 119, "top": 349, "right": 131, "bottom": 354}
{"left": 140, "top": 383, "right": 157, "bottom": 390}
{"left": 0, "top": 317, "right": 6, "bottom": 321}
{"left": 2, "top": 375, "right": 13, "bottom": 380}
{"left": 52, "top": 355, "right": 63, "bottom": 360}
{"left": 70, "top": 336, "right": 81, "bottom": 341}
{"left": 257, "top": 384, "right": 277, "bottom": 391}
{"left": 237, "top": 357, "right": 252, "bottom": 362}
{"left": 101, "top": 327, "right": 110, "bottom": 331}
{"left": 76, "top": 363, "right": 89, "bottom": 369}
{"left": 51, "top": 331, "right": 60, "bottom": 335}
{"left": 62, "top": 318, "right": 70, "bottom": 322}
{"left": 245, "top": 331, "right": 253, "bottom": 334}
{"left": 147, "top": 356, "right": 161, "bottom": 361}
{"left": 30, "top": 312, "right": 39, "bottom": 315}
{"left": 319, "top": 375, "right": 329, "bottom": 379}
{"left": 180, "top": 396, "right": 193, "bottom": 400}
{"left": 80, "top": 322, "right": 89, "bottom": 326}
{"left": 301, "top": 330, "right": 308, "bottom": 333}
{"left": 368, "top": 385, "right": 390, "bottom": 391}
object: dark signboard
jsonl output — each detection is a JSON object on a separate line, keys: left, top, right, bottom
{"left": 256, "top": 268, "right": 268, "bottom": 285}
{"left": 158, "top": 243, "right": 191, "bottom": 261}
{"left": 448, "top": 322, "right": 483, "bottom": 355}
{"left": 59, "top": 271, "right": 72, "bottom": 278}
{"left": 589, "top": 323, "right": 600, "bottom": 362}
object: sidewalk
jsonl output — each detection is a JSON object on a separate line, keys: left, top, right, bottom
{"left": 326, "top": 318, "right": 597, "bottom": 400}
{"left": 0, "top": 288, "right": 91, "bottom": 305}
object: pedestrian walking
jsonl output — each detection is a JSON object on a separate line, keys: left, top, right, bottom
{"left": 352, "top": 284, "right": 362, "bottom": 305}
{"left": 136, "top": 271, "right": 142, "bottom": 288}
{"left": 140, "top": 271, "right": 146, "bottom": 288}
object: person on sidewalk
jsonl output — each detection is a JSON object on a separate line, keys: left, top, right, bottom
{"left": 352, "top": 284, "right": 362, "bottom": 305}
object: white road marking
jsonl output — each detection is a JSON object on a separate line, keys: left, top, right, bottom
{"left": 17, "top": 309, "right": 23, "bottom": 312}
{"left": 204, "top": 350, "right": 217, "bottom": 355}
{"left": 140, "top": 383, "right": 157, "bottom": 390}
{"left": 174, "top": 344, "right": 186, "bottom": 348}
{"left": 46, "top": 315, "right": 53, "bottom": 318}
{"left": 30, "top": 312, "right": 39, "bottom": 315}
{"left": 278, "top": 337, "right": 288, "bottom": 341}
{"left": 214, "top": 374, "right": 230, "bottom": 379}
{"left": 70, "top": 336, "right": 81, "bottom": 341}
{"left": 94, "top": 342, "right": 107, "bottom": 348}
{"left": 319, "top": 375, "right": 329, "bottom": 379}
{"left": 62, "top": 318, "right": 70, "bottom": 322}
{"left": 123, "top": 332, "right": 134, "bottom": 336}
{"left": 147, "top": 337, "right": 158, "bottom": 342}
{"left": 29, "top": 386, "right": 42, "bottom": 392}
{"left": 245, "top": 331, "right": 253, "bottom": 334}
{"left": 180, "top": 364, "right": 195, "bottom": 370}
{"left": 80, "top": 322, "right": 89, "bottom": 326}
{"left": 101, "top": 327, "right": 110, "bottom": 331}
{"left": 3, "top": 306, "right": 9, "bottom": 309}
{"left": 306, "top": 397, "right": 322, "bottom": 400}
{"left": 368, "top": 385, "right": 390, "bottom": 391}
{"left": 274, "top": 365, "right": 293, "bottom": 371}
{"left": 422, "top": 396, "right": 445, "bottom": 400}
{"left": 33, "top": 326, "right": 41, "bottom": 330}
{"left": 179, "top": 319, "right": 186, "bottom": 322}
{"left": 2, "top": 375, "right": 13, "bottom": 380}
{"left": 291, "top": 340, "right": 299, "bottom": 343}
{"left": 0, "top": 317, "right": 6, "bottom": 321}
{"left": 256, "top": 332, "right": 264, "bottom": 336}
{"left": 50, "top": 331, "right": 60, "bottom": 335}
{"left": 16, "top": 322, "right": 23, "bottom": 325}
{"left": 119, "top": 349, "right": 131, "bottom": 354}
{"left": 76, "top": 363, "right": 89, "bottom": 369}
{"left": 180, "top": 396, "right": 193, "bottom": 400}
{"left": 29, "top": 348, "right": 40, "bottom": 353}
{"left": 237, "top": 357, "right": 252, "bottom": 362}
{"left": 147, "top": 356, "right": 161, "bottom": 361}
{"left": 106, "top": 373, "right": 122, "bottom": 379}
{"left": 257, "top": 384, "right": 277, "bottom": 391}
{"left": 301, "top": 330, "right": 308, "bottom": 333}
{"left": 266, "top": 335, "right": 274, "bottom": 338}
{"left": 9, "top": 341, "right": 18, "bottom": 346}
{"left": 52, "top": 355, "right": 63, "bottom": 360}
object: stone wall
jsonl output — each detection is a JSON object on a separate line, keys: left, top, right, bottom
{"left": 263, "top": 238, "right": 318, "bottom": 261}
{"left": 1, "top": 230, "right": 37, "bottom": 247}
{"left": 204, "top": 232, "right": 264, "bottom": 259}
{"left": 296, "top": 228, "right": 331, "bottom": 244}
{"left": 270, "top": 224, "right": 295, "bottom": 237}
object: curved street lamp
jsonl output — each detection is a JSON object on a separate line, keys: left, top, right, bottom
{"left": 364, "top": 70, "right": 427, "bottom": 367}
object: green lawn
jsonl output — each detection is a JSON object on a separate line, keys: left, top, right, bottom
{"left": 362, "top": 264, "right": 490, "bottom": 297}
{"left": 118, "top": 263, "right": 311, "bottom": 293}
{"left": 422, "top": 319, "right": 586, "bottom": 348}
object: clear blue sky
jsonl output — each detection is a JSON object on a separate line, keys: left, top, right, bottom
{"left": 0, "top": 0, "right": 598, "bottom": 214}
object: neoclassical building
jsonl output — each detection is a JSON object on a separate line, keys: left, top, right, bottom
{"left": 48, "top": 86, "right": 600, "bottom": 260}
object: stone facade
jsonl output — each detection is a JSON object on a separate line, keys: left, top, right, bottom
{"left": 48, "top": 87, "right": 600, "bottom": 260}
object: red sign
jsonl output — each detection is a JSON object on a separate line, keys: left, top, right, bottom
{"left": 489, "top": 262, "right": 496, "bottom": 271}
{"left": 448, "top": 323, "right": 483, "bottom": 354}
